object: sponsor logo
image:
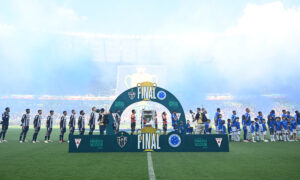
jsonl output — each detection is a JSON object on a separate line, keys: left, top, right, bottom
{"left": 128, "top": 89, "right": 136, "bottom": 100}
{"left": 90, "top": 139, "right": 103, "bottom": 150}
{"left": 169, "top": 101, "right": 179, "bottom": 108}
{"left": 194, "top": 138, "right": 208, "bottom": 149}
{"left": 157, "top": 90, "right": 166, "bottom": 100}
{"left": 75, "top": 138, "right": 81, "bottom": 149}
{"left": 216, "top": 138, "right": 222, "bottom": 148}
{"left": 168, "top": 134, "right": 181, "bottom": 148}
{"left": 117, "top": 135, "right": 128, "bottom": 148}
{"left": 114, "top": 101, "right": 125, "bottom": 108}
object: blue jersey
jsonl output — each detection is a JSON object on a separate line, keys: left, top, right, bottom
{"left": 214, "top": 112, "right": 220, "bottom": 125}
{"left": 282, "top": 120, "right": 288, "bottom": 130}
{"left": 231, "top": 114, "right": 236, "bottom": 124}
{"left": 222, "top": 125, "right": 226, "bottom": 134}
{"left": 227, "top": 122, "right": 232, "bottom": 133}
{"left": 255, "top": 122, "right": 260, "bottom": 132}
{"left": 245, "top": 113, "right": 251, "bottom": 126}
{"left": 257, "top": 115, "right": 263, "bottom": 124}
{"left": 217, "top": 118, "right": 222, "bottom": 130}
{"left": 250, "top": 124, "right": 255, "bottom": 133}
{"left": 262, "top": 123, "right": 267, "bottom": 132}
{"left": 276, "top": 121, "right": 282, "bottom": 131}
{"left": 289, "top": 124, "right": 293, "bottom": 131}
{"left": 179, "top": 125, "right": 184, "bottom": 134}
{"left": 291, "top": 120, "right": 296, "bottom": 130}
{"left": 297, "top": 115, "right": 300, "bottom": 125}
{"left": 171, "top": 113, "right": 177, "bottom": 126}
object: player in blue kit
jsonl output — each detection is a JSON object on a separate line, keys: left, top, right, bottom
{"left": 204, "top": 119, "right": 211, "bottom": 134}
{"left": 236, "top": 117, "right": 241, "bottom": 142}
{"left": 214, "top": 108, "right": 221, "bottom": 131}
{"left": 227, "top": 119, "right": 232, "bottom": 141}
{"left": 254, "top": 118, "right": 260, "bottom": 141}
{"left": 281, "top": 117, "right": 288, "bottom": 141}
{"left": 217, "top": 114, "right": 223, "bottom": 134}
{"left": 244, "top": 108, "right": 252, "bottom": 142}
{"left": 221, "top": 120, "right": 226, "bottom": 134}
{"left": 290, "top": 117, "right": 297, "bottom": 141}
{"left": 257, "top": 111, "right": 263, "bottom": 140}
{"left": 250, "top": 121, "right": 256, "bottom": 142}
{"left": 231, "top": 114, "right": 237, "bottom": 142}
{"left": 268, "top": 110, "right": 276, "bottom": 142}
{"left": 296, "top": 111, "right": 300, "bottom": 140}
{"left": 275, "top": 117, "right": 283, "bottom": 141}
{"left": 171, "top": 111, "right": 178, "bottom": 132}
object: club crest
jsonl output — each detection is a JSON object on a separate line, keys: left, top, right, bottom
{"left": 117, "top": 135, "right": 128, "bottom": 148}
{"left": 75, "top": 138, "right": 82, "bottom": 149}
{"left": 215, "top": 138, "right": 222, "bottom": 148}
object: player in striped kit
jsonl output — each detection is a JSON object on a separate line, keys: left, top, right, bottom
{"left": 32, "top": 110, "right": 42, "bottom": 143}
{"left": 89, "top": 107, "right": 96, "bottom": 135}
{"left": 69, "top": 110, "right": 76, "bottom": 141}
{"left": 19, "top": 109, "right": 31, "bottom": 143}
{"left": 59, "top": 111, "right": 67, "bottom": 143}
{"left": 78, "top": 110, "right": 85, "bottom": 135}
{"left": 44, "top": 110, "right": 54, "bottom": 143}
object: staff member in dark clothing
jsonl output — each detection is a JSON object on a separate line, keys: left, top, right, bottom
{"left": 19, "top": 109, "right": 31, "bottom": 143}
{"left": 44, "top": 110, "right": 54, "bottom": 143}
{"left": 59, "top": 111, "right": 67, "bottom": 143}
{"left": 98, "top": 108, "right": 108, "bottom": 135}
{"left": 32, "top": 110, "right": 42, "bottom": 143}
{"left": 69, "top": 110, "right": 76, "bottom": 136}
{"left": 78, "top": 110, "right": 85, "bottom": 135}
{"left": 89, "top": 107, "right": 96, "bottom": 135}
{"left": 0, "top": 107, "right": 10, "bottom": 143}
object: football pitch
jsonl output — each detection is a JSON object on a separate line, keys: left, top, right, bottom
{"left": 0, "top": 129, "right": 300, "bottom": 180}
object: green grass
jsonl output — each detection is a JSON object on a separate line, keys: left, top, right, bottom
{"left": 0, "top": 129, "right": 300, "bottom": 180}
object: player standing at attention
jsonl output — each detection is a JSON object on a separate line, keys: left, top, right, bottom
{"left": 217, "top": 114, "right": 223, "bottom": 134}
{"left": 78, "top": 110, "right": 85, "bottom": 135}
{"left": 32, "top": 110, "right": 42, "bottom": 143}
{"left": 262, "top": 119, "right": 268, "bottom": 142}
{"left": 19, "top": 109, "right": 30, "bottom": 143}
{"left": 275, "top": 117, "right": 283, "bottom": 141}
{"left": 231, "top": 114, "right": 237, "bottom": 141}
{"left": 244, "top": 108, "right": 252, "bottom": 142}
{"left": 89, "top": 107, "right": 96, "bottom": 135}
{"left": 69, "top": 110, "right": 76, "bottom": 142}
{"left": 171, "top": 111, "right": 178, "bottom": 132}
{"left": 186, "top": 120, "right": 193, "bottom": 134}
{"left": 227, "top": 119, "right": 232, "bottom": 141}
{"left": 281, "top": 116, "right": 288, "bottom": 141}
{"left": 205, "top": 119, "right": 211, "bottom": 134}
{"left": 214, "top": 108, "right": 221, "bottom": 131}
{"left": 290, "top": 116, "right": 297, "bottom": 141}
{"left": 296, "top": 111, "right": 300, "bottom": 140}
{"left": 44, "top": 110, "right": 54, "bottom": 143}
{"left": 268, "top": 110, "right": 276, "bottom": 142}
{"left": 130, "top": 110, "right": 136, "bottom": 135}
{"left": 0, "top": 107, "right": 10, "bottom": 143}
{"left": 236, "top": 117, "right": 241, "bottom": 142}
{"left": 221, "top": 120, "right": 226, "bottom": 134}
{"left": 114, "top": 110, "right": 121, "bottom": 134}
{"left": 162, "top": 112, "right": 167, "bottom": 135}
{"left": 59, "top": 111, "right": 67, "bottom": 143}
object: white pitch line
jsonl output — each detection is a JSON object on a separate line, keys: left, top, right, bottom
{"left": 147, "top": 152, "right": 156, "bottom": 180}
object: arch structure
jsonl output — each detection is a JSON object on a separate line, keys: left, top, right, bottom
{"left": 107, "top": 82, "right": 186, "bottom": 135}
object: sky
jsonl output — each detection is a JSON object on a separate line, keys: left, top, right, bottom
{"left": 0, "top": 0, "right": 300, "bottom": 100}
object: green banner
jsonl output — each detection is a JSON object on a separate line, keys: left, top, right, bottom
{"left": 69, "top": 132, "right": 229, "bottom": 152}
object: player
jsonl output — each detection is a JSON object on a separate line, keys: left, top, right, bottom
{"left": 254, "top": 118, "right": 260, "bottom": 141}
{"left": 257, "top": 111, "right": 263, "bottom": 140}
{"left": 214, "top": 108, "right": 221, "bottom": 131}
{"left": 130, "top": 110, "right": 136, "bottom": 135}
{"left": 217, "top": 114, "right": 223, "bottom": 134}
{"left": 69, "top": 110, "right": 76, "bottom": 142}
{"left": 113, "top": 110, "right": 121, "bottom": 134}
{"left": 44, "top": 110, "right": 54, "bottom": 143}
{"left": 275, "top": 117, "right": 282, "bottom": 141}
{"left": 296, "top": 111, "right": 300, "bottom": 140}
{"left": 78, "top": 110, "right": 85, "bottom": 135}
{"left": 236, "top": 117, "right": 241, "bottom": 142}
{"left": 250, "top": 121, "right": 256, "bottom": 142}
{"left": 221, "top": 120, "right": 226, "bottom": 134}
{"left": 179, "top": 121, "right": 184, "bottom": 134}
{"left": 89, "top": 107, "right": 96, "bottom": 135}
{"left": 227, "top": 119, "right": 232, "bottom": 141}
{"left": 281, "top": 116, "right": 288, "bottom": 141}
{"left": 171, "top": 111, "right": 178, "bottom": 132}
{"left": 244, "top": 108, "right": 252, "bottom": 142}
{"left": 59, "top": 111, "right": 67, "bottom": 143}
{"left": 32, "top": 110, "right": 42, "bottom": 143}
{"left": 162, "top": 112, "right": 167, "bottom": 135}
{"left": 0, "top": 107, "right": 10, "bottom": 143}
{"left": 290, "top": 117, "right": 297, "bottom": 141}
{"left": 19, "top": 109, "right": 31, "bottom": 143}
{"left": 262, "top": 119, "right": 268, "bottom": 142}
{"left": 268, "top": 110, "right": 276, "bottom": 142}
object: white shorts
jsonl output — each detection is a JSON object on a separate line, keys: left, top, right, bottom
{"left": 282, "top": 129, "right": 287, "bottom": 134}
{"left": 297, "top": 125, "right": 300, "bottom": 131}
{"left": 259, "top": 124, "right": 263, "bottom": 132}
{"left": 247, "top": 126, "right": 251, "bottom": 132}
{"left": 252, "top": 132, "right": 255, "bottom": 136}
{"left": 237, "top": 131, "right": 241, "bottom": 135}
{"left": 263, "top": 131, "right": 266, "bottom": 136}
{"left": 293, "top": 129, "right": 297, "bottom": 134}
{"left": 290, "top": 132, "right": 294, "bottom": 136}
{"left": 231, "top": 127, "right": 237, "bottom": 132}
{"left": 276, "top": 130, "right": 282, "bottom": 134}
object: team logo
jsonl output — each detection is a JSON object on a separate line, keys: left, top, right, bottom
{"left": 128, "top": 89, "right": 136, "bottom": 100}
{"left": 75, "top": 138, "right": 82, "bottom": 149}
{"left": 216, "top": 138, "right": 222, "bottom": 148}
{"left": 168, "top": 134, "right": 181, "bottom": 148}
{"left": 157, "top": 90, "right": 166, "bottom": 100}
{"left": 117, "top": 135, "right": 128, "bottom": 148}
